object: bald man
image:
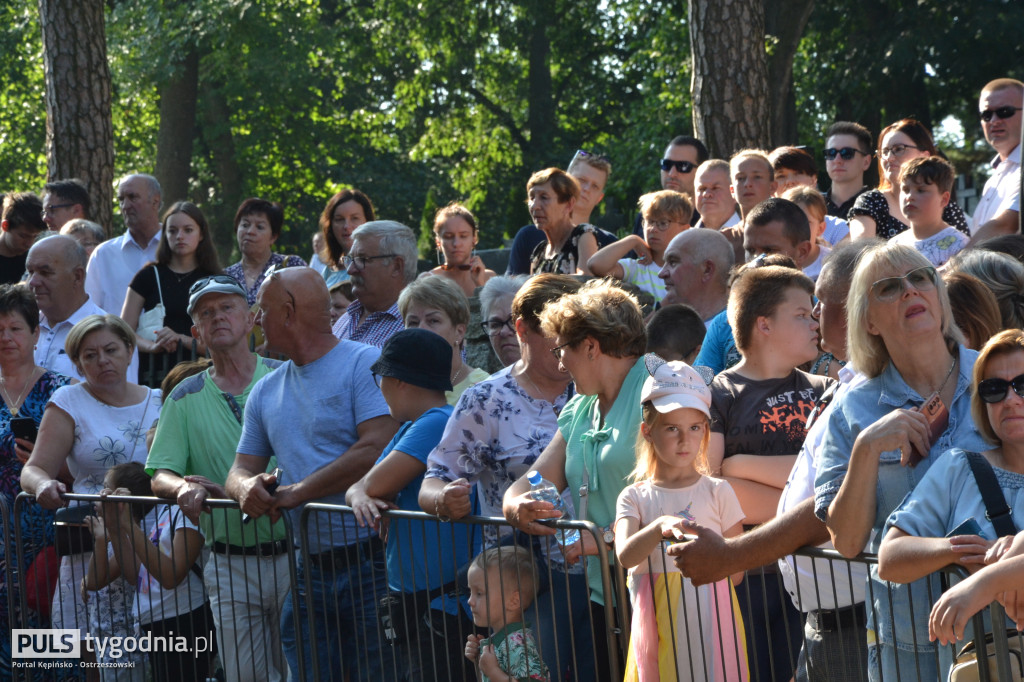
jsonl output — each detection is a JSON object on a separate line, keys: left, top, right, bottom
{"left": 27, "top": 235, "right": 139, "bottom": 381}
{"left": 86, "top": 173, "right": 162, "bottom": 314}
{"left": 226, "top": 267, "right": 399, "bottom": 681}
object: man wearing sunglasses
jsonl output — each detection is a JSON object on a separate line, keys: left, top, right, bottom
{"left": 969, "top": 78, "right": 1022, "bottom": 242}
{"left": 822, "top": 121, "right": 873, "bottom": 219}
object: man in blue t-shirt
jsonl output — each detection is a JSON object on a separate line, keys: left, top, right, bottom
{"left": 227, "top": 267, "right": 400, "bottom": 682}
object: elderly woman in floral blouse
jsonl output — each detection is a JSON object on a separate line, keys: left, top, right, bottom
{"left": 419, "top": 273, "right": 588, "bottom": 681}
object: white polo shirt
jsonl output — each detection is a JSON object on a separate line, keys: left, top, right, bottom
{"left": 777, "top": 364, "right": 868, "bottom": 613}
{"left": 971, "top": 144, "right": 1020, "bottom": 235}
{"left": 36, "top": 297, "right": 140, "bottom": 382}
{"left": 85, "top": 230, "right": 161, "bottom": 315}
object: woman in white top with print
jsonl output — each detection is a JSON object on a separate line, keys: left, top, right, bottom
{"left": 22, "top": 314, "right": 161, "bottom": 681}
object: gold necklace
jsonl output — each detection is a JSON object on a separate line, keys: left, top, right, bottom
{"left": 1, "top": 367, "right": 39, "bottom": 416}
{"left": 451, "top": 364, "right": 467, "bottom": 386}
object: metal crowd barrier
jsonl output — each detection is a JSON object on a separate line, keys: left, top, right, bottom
{"left": 2, "top": 492, "right": 1017, "bottom": 682}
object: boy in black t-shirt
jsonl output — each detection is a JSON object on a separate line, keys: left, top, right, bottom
{"left": 0, "top": 193, "right": 47, "bottom": 284}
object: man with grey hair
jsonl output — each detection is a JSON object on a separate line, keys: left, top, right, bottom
{"left": 657, "top": 227, "right": 733, "bottom": 324}
{"left": 27, "top": 235, "right": 139, "bottom": 381}
{"left": 85, "top": 173, "right": 162, "bottom": 314}
{"left": 331, "top": 220, "right": 417, "bottom": 347}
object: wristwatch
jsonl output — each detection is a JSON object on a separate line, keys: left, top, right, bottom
{"left": 602, "top": 525, "right": 615, "bottom": 545}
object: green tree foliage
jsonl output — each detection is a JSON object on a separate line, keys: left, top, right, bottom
{"left": 794, "top": 0, "right": 1024, "bottom": 177}
{"left": 1, "top": 0, "right": 1014, "bottom": 258}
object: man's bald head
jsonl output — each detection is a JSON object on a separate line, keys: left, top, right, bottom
{"left": 29, "top": 234, "right": 88, "bottom": 271}
{"left": 257, "top": 267, "right": 334, "bottom": 356}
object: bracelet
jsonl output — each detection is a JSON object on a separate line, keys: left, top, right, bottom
{"left": 435, "top": 491, "right": 451, "bottom": 522}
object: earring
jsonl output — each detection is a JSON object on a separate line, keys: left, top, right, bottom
{"left": 436, "top": 249, "right": 442, "bottom": 266}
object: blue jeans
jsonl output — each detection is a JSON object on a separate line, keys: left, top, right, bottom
{"left": 282, "top": 543, "right": 389, "bottom": 681}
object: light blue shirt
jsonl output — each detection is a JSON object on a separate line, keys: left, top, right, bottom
{"left": 237, "top": 340, "right": 390, "bottom": 551}
{"left": 813, "top": 344, "right": 988, "bottom": 654}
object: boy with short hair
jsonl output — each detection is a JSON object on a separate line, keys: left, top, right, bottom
{"left": 0, "top": 192, "right": 46, "bottom": 284}
{"left": 730, "top": 149, "right": 777, "bottom": 220}
{"left": 587, "top": 190, "right": 692, "bottom": 303}
{"left": 465, "top": 545, "right": 549, "bottom": 682}
{"left": 823, "top": 121, "right": 873, "bottom": 217}
{"left": 646, "top": 303, "right": 706, "bottom": 364}
{"left": 892, "top": 156, "right": 968, "bottom": 267}
{"left": 783, "top": 184, "right": 849, "bottom": 248}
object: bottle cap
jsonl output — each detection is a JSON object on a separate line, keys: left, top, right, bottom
{"left": 527, "top": 470, "right": 542, "bottom": 485}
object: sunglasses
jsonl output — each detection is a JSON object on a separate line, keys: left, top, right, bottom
{"left": 571, "top": 149, "right": 610, "bottom": 165}
{"left": 189, "top": 274, "right": 242, "bottom": 296}
{"left": 977, "top": 373, "right": 1024, "bottom": 404}
{"left": 980, "top": 106, "right": 1022, "bottom": 123}
{"left": 870, "top": 265, "right": 937, "bottom": 303}
{"left": 660, "top": 159, "right": 696, "bottom": 174}
{"left": 823, "top": 147, "right": 867, "bottom": 161}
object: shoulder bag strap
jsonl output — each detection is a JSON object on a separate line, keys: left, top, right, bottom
{"left": 153, "top": 266, "right": 164, "bottom": 307}
{"left": 965, "top": 451, "right": 1018, "bottom": 537}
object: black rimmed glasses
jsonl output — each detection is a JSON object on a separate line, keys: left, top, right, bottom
{"left": 660, "top": 159, "right": 696, "bottom": 174}
{"left": 870, "top": 266, "right": 937, "bottom": 303}
{"left": 823, "top": 147, "right": 867, "bottom": 161}
{"left": 550, "top": 341, "right": 573, "bottom": 361}
{"left": 342, "top": 253, "right": 396, "bottom": 271}
{"left": 481, "top": 315, "right": 515, "bottom": 336}
{"left": 41, "top": 203, "right": 75, "bottom": 218}
{"left": 980, "top": 106, "right": 1022, "bottom": 123}
{"left": 372, "top": 372, "right": 382, "bottom": 388}
{"left": 880, "top": 144, "right": 919, "bottom": 159}
{"left": 978, "top": 374, "right": 1024, "bottom": 404}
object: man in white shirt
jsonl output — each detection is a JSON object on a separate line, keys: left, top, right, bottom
{"left": 28, "top": 235, "right": 139, "bottom": 381}
{"left": 969, "top": 78, "right": 1022, "bottom": 243}
{"left": 85, "top": 173, "right": 162, "bottom": 314}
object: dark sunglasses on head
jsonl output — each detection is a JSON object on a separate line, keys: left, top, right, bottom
{"left": 978, "top": 374, "right": 1024, "bottom": 404}
{"left": 980, "top": 106, "right": 1022, "bottom": 123}
{"left": 660, "top": 159, "right": 696, "bottom": 174}
{"left": 572, "top": 149, "right": 610, "bottom": 165}
{"left": 823, "top": 147, "right": 867, "bottom": 161}
{"left": 189, "top": 274, "right": 241, "bottom": 296}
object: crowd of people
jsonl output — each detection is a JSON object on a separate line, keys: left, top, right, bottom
{"left": 0, "top": 77, "right": 1020, "bottom": 682}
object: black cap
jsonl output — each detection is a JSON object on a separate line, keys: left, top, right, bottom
{"left": 371, "top": 328, "right": 454, "bottom": 392}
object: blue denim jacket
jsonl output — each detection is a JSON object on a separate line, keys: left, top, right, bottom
{"left": 813, "top": 345, "right": 989, "bottom": 654}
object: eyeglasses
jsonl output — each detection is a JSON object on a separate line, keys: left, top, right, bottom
{"left": 189, "top": 274, "right": 242, "bottom": 296}
{"left": 372, "top": 372, "right": 382, "bottom": 388}
{"left": 823, "top": 147, "right": 867, "bottom": 161}
{"left": 222, "top": 392, "right": 244, "bottom": 425}
{"left": 550, "top": 341, "right": 574, "bottom": 361}
{"left": 980, "top": 106, "right": 1022, "bottom": 123}
{"left": 342, "top": 253, "right": 396, "bottom": 271}
{"left": 978, "top": 373, "right": 1024, "bottom": 404}
{"left": 880, "top": 144, "right": 920, "bottom": 159}
{"left": 643, "top": 219, "right": 679, "bottom": 232}
{"left": 41, "top": 203, "right": 75, "bottom": 218}
{"left": 870, "top": 265, "right": 937, "bottom": 302}
{"left": 480, "top": 315, "right": 515, "bottom": 335}
{"left": 660, "top": 159, "right": 696, "bottom": 174}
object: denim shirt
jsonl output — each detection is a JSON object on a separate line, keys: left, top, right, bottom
{"left": 813, "top": 344, "right": 988, "bottom": 653}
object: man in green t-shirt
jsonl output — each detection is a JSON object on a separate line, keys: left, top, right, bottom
{"left": 147, "top": 275, "right": 288, "bottom": 682}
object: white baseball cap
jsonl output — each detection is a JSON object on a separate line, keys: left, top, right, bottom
{"left": 640, "top": 354, "right": 712, "bottom": 418}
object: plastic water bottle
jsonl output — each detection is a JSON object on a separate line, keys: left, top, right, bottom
{"left": 527, "top": 470, "right": 580, "bottom": 547}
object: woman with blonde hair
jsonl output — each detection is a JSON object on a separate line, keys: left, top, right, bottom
{"left": 503, "top": 278, "right": 648, "bottom": 681}
{"left": 21, "top": 314, "right": 162, "bottom": 679}
{"left": 947, "top": 248, "right": 1024, "bottom": 332}
{"left": 814, "top": 243, "right": 987, "bottom": 681}
{"left": 398, "top": 275, "right": 488, "bottom": 404}
{"left": 942, "top": 270, "right": 1003, "bottom": 350}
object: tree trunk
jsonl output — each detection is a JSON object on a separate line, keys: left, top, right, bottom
{"left": 155, "top": 47, "right": 200, "bottom": 206}
{"left": 198, "top": 80, "right": 245, "bottom": 259}
{"left": 38, "top": 0, "right": 115, "bottom": 235}
{"left": 689, "top": 0, "right": 772, "bottom": 158}
{"left": 524, "top": 0, "right": 554, "bottom": 170}
{"left": 764, "top": 0, "right": 816, "bottom": 146}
